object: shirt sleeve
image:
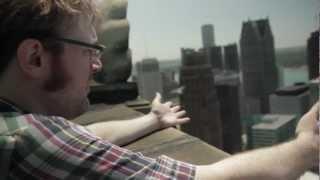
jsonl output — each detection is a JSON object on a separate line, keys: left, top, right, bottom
{"left": 10, "top": 114, "right": 196, "bottom": 179}
{"left": 128, "top": 154, "right": 196, "bottom": 180}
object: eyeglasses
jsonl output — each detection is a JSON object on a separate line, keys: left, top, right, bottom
{"left": 50, "top": 37, "right": 106, "bottom": 60}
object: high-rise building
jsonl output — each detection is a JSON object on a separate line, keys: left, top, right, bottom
{"left": 215, "top": 71, "right": 242, "bottom": 154}
{"left": 224, "top": 44, "right": 240, "bottom": 72}
{"left": 269, "top": 84, "right": 311, "bottom": 119}
{"left": 240, "top": 18, "right": 279, "bottom": 113}
{"left": 136, "top": 58, "right": 163, "bottom": 101}
{"left": 201, "top": 24, "right": 215, "bottom": 48}
{"left": 309, "top": 78, "right": 319, "bottom": 105}
{"left": 180, "top": 48, "right": 223, "bottom": 148}
{"left": 161, "top": 71, "right": 180, "bottom": 100}
{"left": 251, "top": 114, "right": 297, "bottom": 148}
{"left": 307, "top": 31, "right": 319, "bottom": 80}
{"left": 204, "top": 46, "right": 223, "bottom": 70}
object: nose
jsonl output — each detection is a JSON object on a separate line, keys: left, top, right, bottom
{"left": 91, "top": 58, "right": 103, "bottom": 74}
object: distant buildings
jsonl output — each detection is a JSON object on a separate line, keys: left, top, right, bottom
{"left": 204, "top": 46, "right": 223, "bottom": 70}
{"left": 269, "top": 84, "right": 311, "bottom": 119}
{"left": 224, "top": 44, "right": 240, "bottom": 72}
{"left": 180, "top": 48, "right": 223, "bottom": 148}
{"left": 200, "top": 23, "right": 243, "bottom": 151}
{"left": 201, "top": 24, "right": 223, "bottom": 70}
{"left": 240, "top": 18, "right": 279, "bottom": 114}
{"left": 215, "top": 71, "right": 242, "bottom": 153}
{"left": 201, "top": 24, "right": 240, "bottom": 73}
{"left": 161, "top": 70, "right": 180, "bottom": 100}
{"left": 251, "top": 114, "right": 296, "bottom": 148}
{"left": 136, "top": 58, "right": 163, "bottom": 101}
{"left": 307, "top": 31, "right": 319, "bottom": 80}
{"left": 201, "top": 24, "right": 215, "bottom": 48}
{"left": 309, "top": 78, "right": 319, "bottom": 105}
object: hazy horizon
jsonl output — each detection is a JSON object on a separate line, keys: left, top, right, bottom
{"left": 128, "top": 0, "right": 319, "bottom": 62}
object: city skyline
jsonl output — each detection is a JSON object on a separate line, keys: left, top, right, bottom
{"left": 128, "top": 0, "right": 319, "bottom": 62}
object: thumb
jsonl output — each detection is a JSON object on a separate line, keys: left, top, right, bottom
{"left": 296, "top": 102, "right": 319, "bottom": 134}
{"left": 152, "top": 92, "right": 162, "bottom": 105}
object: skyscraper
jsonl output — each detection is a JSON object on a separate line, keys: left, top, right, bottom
{"left": 136, "top": 58, "right": 163, "bottom": 101}
{"left": 204, "top": 46, "right": 223, "bottom": 70}
{"left": 201, "top": 24, "right": 215, "bottom": 48}
{"left": 307, "top": 31, "right": 319, "bottom": 80}
{"left": 180, "top": 48, "right": 223, "bottom": 148}
{"left": 240, "top": 18, "right": 279, "bottom": 114}
{"left": 224, "top": 44, "right": 240, "bottom": 72}
{"left": 161, "top": 71, "right": 180, "bottom": 100}
{"left": 215, "top": 72, "right": 242, "bottom": 154}
{"left": 269, "top": 84, "right": 311, "bottom": 119}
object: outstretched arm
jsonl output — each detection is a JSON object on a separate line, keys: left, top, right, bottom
{"left": 196, "top": 102, "right": 319, "bottom": 180}
{"left": 86, "top": 93, "right": 190, "bottom": 146}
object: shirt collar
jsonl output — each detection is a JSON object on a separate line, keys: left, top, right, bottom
{"left": 0, "top": 98, "right": 29, "bottom": 114}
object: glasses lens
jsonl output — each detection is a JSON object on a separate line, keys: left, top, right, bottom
{"left": 89, "top": 49, "right": 102, "bottom": 60}
{"left": 95, "top": 49, "right": 102, "bottom": 58}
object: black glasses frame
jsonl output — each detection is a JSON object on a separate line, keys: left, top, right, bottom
{"left": 50, "top": 37, "right": 106, "bottom": 52}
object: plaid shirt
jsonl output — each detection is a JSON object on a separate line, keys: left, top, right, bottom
{"left": 0, "top": 111, "right": 195, "bottom": 179}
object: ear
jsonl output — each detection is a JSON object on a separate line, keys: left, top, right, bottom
{"left": 16, "top": 39, "right": 50, "bottom": 79}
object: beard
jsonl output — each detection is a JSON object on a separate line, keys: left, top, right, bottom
{"left": 43, "top": 56, "right": 70, "bottom": 92}
{"left": 42, "top": 56, "right": 91, "bottom": 119}
{"left": 71, "top": 97, "right": 90, "bottom": 118}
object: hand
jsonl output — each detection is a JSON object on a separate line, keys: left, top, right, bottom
{"left": 296, "top": 102, "right": 319, "bottom": 135}
{"left": 150, "top": 93, "right": 190, "bottom": 129}
{"left": 295, "top": 102, "right": 319, "bottom": 166}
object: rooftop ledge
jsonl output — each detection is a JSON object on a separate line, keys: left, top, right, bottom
{"left": 73, "top": 101, "right": 230, "bottom": 165}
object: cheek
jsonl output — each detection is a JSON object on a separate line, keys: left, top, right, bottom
{"left": 78, "top": 58, "right": 92, "bottom": 73}
{"left": 64, "top": 51, "right": 92, "bottom": 87}
{"left": 44, "top": 57, "right": 72, "bottom": 92}
{"left": 72, "top": 65, "right": 91, "bottom": 89}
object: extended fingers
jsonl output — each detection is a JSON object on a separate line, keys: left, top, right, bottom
{"left": 176, "top": 117, "right": 191, "bottom": 125}
{"left": 171, "top": 105, "right": 181, "bottom": 113}
{"left": 175, "top": 110, "right": 187, "bottom": 117}
{"left": 164, "top": 101, "right": 173, "bottom": 107}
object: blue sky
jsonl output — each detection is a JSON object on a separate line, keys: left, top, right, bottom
{"left": 128, "top": 0, "right": 319, "bottom": 62}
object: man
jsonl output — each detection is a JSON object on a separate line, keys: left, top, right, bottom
{"left": 0, "top": 0, "right": 318, "bottom": 179}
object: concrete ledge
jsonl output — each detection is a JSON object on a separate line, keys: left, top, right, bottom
{"left": 73, "top": 103, "right": 230, "bottom": 165}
